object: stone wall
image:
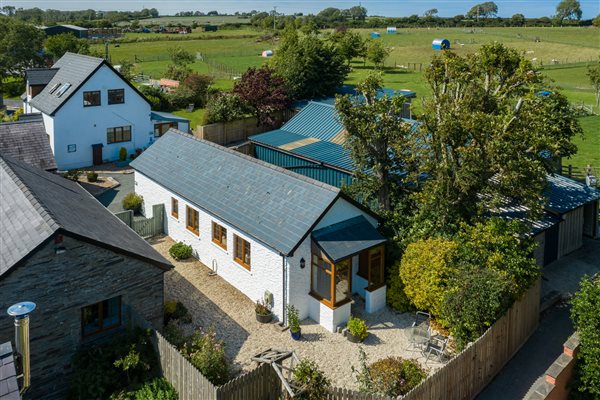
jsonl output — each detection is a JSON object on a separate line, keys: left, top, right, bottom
{"left": 0, "top": 236, "right": 166, "bottom": 399}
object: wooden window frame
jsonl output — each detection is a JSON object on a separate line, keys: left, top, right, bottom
{"left": 171, "top": 197, "right": 178, "bottom": 219}
{"left": 186, "top": 206, "right": 199, "bottom": 235}
{"left": 364, "top": 246, "right": 385, "bottom": 291}
{"left": 108, "top": 88, "right": 125, "bottom": 105}
{"left": 81, "top": 296, "right": 122, "bottom": 338}
{"left": 233, "top": 235, "right": 251, "bottom": 270}
{"left": 107, "top": 126, "right": 132, "bottom": 144}
{"left": 83, "top": 90, "right": 101, "bottom": 107}
{"left": 212, "top": 222, "right": 227, "bottom": 250}
{"left": 309, "top": 249, "right": 352, "bottom": 309}
{"left": 154, "top": 122, "right": 177, "bottom": 137}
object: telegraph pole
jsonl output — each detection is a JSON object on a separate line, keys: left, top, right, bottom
{"left": 273, "top": 6, "right": 277, "bottom": 31}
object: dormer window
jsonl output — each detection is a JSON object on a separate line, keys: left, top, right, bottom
{"left": 108, "top": 89, "right": 125, "bottom": 104}
{"left": 83, "top": 90, "right": 101, "bottom": 107}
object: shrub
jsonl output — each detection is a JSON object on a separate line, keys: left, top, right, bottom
{"left": 63, "top": 169, "right": 81, "bottom": 181}
{"left": 292, "top": 359, "right": 330, "bottom": 400}
{"left": 131, "top": 378, "right": 178, "bottom": 400}
{"left": 122, "top": 192, "right": 143, "bottom": 212}
{"left": 400, "top": 238, "right": 458, "bottom": 318}
{"left": 441, "top": 268, "right": 511, "bottom": 350}
{"left": 164, "top": 300, "right": 192, "bottom": 325}
{"left": 369, "top": 357, "right": 426, "bottom": 396}
{"left": 182, "top": 328, "right": 229, "bottom": 385}
{"left": 87, "top": 172, "right": 98, "bottom": 182}
{"left": 119, "top": 147, "right": 128, "bottom": 161}
{"left": 163, "top": 320, "right": 187, "bottom": 349}
{"left": 347, "top": 316, "right": 368, "bottom": 341}
{"left": 386, "top": 259, "right": 414, "bottom": 312}
{"left": 168, "top": 242, "right": 192, "bottom": 261}
{"left": 203, "top": 93, "right": 247, "bottom": 124}
{"left": 286, "top": 305, "right": 300, "bottom": 332}
{"left": 571, "top": 275, "right": 600, "bottom": 398}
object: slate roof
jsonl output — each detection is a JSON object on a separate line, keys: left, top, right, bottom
{"left": 544, "top": 174, "right": 600, "bottom": 214}
{"left": 0, "top": 155, "right": 171, "bottom": 276}
{"left": 25, "top": 68, "right": 59, "bottom": 86}
{"left": 29, "top": 53, "right": 104, "bottom": 115}
{"left": 0, "top": 342, "right": 18, "bottom": 400}
{"left": 312, "top": 216, "right": 386, "bottom": 262}
{"left": 131, "top": 130, "right": 345, "bottom": 255}
{"left": 0, "top": 120, "right": 57, "bottom": 171}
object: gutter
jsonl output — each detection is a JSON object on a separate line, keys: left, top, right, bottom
{"left": 281, "top": 254, "right": 287, "bottom": 326}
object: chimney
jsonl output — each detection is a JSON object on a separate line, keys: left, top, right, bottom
{"left": 7, "top": 301, "right": 36, "bottom": 393}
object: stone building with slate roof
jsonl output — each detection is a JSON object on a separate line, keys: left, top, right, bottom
{"left": 132, "top": 130, "right": 387, "bottom": 332}
{"left": 0, "top": 118, "right": 56, "bottom": 171}
{"left": 21, "top": 53, "right": 188, "bottom": 170}
{"left": 0, "top": 155, "right": 171, "bottom": 399}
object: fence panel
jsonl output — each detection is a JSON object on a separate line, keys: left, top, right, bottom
{"left": 115, "top": 204, "right": 164, "bottom": 238}
{"left": 115, "top": 209, "right": 133, "bottom": 226}
{"left": 216, "top": 363, "right": 282, "bottom": 400}
{"left": 401, "top": 278, "right": 541, "bottom": 400}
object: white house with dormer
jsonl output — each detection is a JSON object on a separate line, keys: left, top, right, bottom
{"left": 23, "top": 53, "right": 189, "bottom": 170}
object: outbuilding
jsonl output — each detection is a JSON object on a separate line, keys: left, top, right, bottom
{"left": 432, "top": 38, "right": 450, "bottom": 50}
{"left": 43, "top": 24, "right": 89, "bottom": 39}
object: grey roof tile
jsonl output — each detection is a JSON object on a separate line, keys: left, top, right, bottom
{"left": 0, "top": 120, "right": 57, "bottom": 170}
{"left": 0, "top": 155, "right": 171, "bottom": 276}
{"left": 131, "top": 130, "right": 341, "bottom": 255}
{"left": 25, "top": 68, "right": 59, "bottom": 86}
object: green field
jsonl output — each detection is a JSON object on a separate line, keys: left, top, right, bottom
{"left": 95, "top": 26, "right": 599, "bottom": 167}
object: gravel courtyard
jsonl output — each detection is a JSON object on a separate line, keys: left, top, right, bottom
{"left": 152, "top": 235, "right": 444, "bottom": 389}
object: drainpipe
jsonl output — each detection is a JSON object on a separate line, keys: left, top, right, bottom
{"left": 7, "top": 301, "right": 37, "bottom": 394}
{"left": 281, "top": 255, "right": 287, "bottom": 326}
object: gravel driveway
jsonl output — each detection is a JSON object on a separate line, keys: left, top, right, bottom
{"left": 153, "top": 236, "right": 444, "bottom": 389}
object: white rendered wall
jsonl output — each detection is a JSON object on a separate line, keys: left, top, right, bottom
{"left": 51, "top": 65, "right": 152, "bottom": 170}
{"left": 365, "top": 285, "right": 386, "bottom": 313}
{"left": 135, "top": 171, "right": 285, "bottom": 321}
{"left": 315, "top": 198, "right": 378, "bottom": 230}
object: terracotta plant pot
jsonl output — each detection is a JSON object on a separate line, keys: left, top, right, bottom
{"left": 256, "top": 312, "right": 273, "bottom": 324}
{"left": 290, "top": 328, "right": 301, "bottom": 340}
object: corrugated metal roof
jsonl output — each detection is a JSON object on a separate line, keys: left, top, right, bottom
{"left": 131, "top": 130, "right": 342, "bottom": 256}
{"left": 545, "top": 174, "right": 600, "bottom": 214}
{"left": 250, "top": 130, "right": 354, "bottom": 172}
{"left": 495, "top": 203, "right": 561, "bottom": 236}
{"left": 282, "top": 102, "right": 343, "bottom": 141}
{"left": 151, "top": 111, "right": 190, "bottom": 123}
{"left": 312, "top": 215, "right": 386, "bottom": 262}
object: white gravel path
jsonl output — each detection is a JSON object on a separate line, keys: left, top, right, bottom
{"left": 153, "top": 236, "right": 445, "bottom": 390}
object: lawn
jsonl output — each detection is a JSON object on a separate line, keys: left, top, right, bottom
{"left": 565, "top": 115, "right": 600, "bottom": 170}
{"left": 172, "top": 108, "right": 206, "bottom": 130}
{"left": 122, "top": 15, "right": 252, "bottom": 26}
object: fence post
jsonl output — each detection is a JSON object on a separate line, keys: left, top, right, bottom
{"left": 568, "top": 164, "right": 572, "bottom": 178}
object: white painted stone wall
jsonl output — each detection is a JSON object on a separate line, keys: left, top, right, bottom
{"left": 308, "top": 296, "right": 352, "bottom": 332}
{"left": 365, "top": 285, "right": 387, "bottom": 313}
{"left": 136, "top": 171, "right": 286, "bottom": 321}
{"left": 49, "top": 65, "right": 153, "bottom": 170}
{"left": 314, "top": 198, "right": 378, "bottom": 230}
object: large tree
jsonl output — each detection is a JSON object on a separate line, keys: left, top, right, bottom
{"left": 0, "top": 17, "right": 45, "bottom": 105}
{"left": 466, "top": 2, "right": 498, "bottom": 19}
{"left": 413, "top": 43, "right": 580, "bottom": 235}
{"left": 336, "top": 73, "right": 416, "bottom": 212}
{"left": 271, "top": 29, "right": 349, "bottom": 100}
{"left": 330, "top": 31, "right": 366, "bottom": 65}
{"left": 366, "top": 40, "right": 390, "bottom": 69}
{"left": 556, "top": 0, "right": 583, "bottom": 23}
{"left": 233, "top": 66, "right": 290, "bottom": 128}
{"left": 45, "top": 33, "right": 90, "bottom": 61}
{"left": 587, "top": 57, "right": 600, "bottom": 108}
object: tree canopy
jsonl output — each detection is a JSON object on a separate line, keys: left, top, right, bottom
{"left": 271, "top": 29, "right": 349, "bottom": 100}
{"left": 466, "top": 2, "right": 498, "bottom": 19}
{"left": 556, "top": 0, "right": 583, "bottom": 22}
{"left": 587, "top": 57, "right": 600, "bottom": 108}
{"left": 44, "top": 33, "right": 90, "bottom": 61}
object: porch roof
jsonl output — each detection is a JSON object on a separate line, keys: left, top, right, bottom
{"left": 312, "top": 216, "right": 386, "bottom": 263}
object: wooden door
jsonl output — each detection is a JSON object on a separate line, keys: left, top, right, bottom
{"left": 92, "top": 144, "right": 103, "bottom": 165}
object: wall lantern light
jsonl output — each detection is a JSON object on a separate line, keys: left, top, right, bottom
{"left": 300, "top": 258, "right": 306, "bottom": 269}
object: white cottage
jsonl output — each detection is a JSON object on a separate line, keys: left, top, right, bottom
{"left": 23, "top": 53, "right": 189, "bottom": 170}
{"left": 131, "top": 130, "right": 387, "bottom": 332}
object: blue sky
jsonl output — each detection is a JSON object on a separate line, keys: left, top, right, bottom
{"left": 2, "top": 1, "right": 599, "bottom": 19}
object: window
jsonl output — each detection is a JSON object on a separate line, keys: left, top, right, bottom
{"left": 67, "top": 144, "right": 77, "bottom": 153}
{"left": 234, "top": 235, "right": 251, "bottom": 270}
{"left": 311, "top": 251, "right": 352, "bottom": 308}
{"left": 108, "top": 89, "right": 125, "bottom": 104}
{"left": 56, "top": 83, "right": 71, "bottom": 97}
{"left": 107, "top": 126, "right": 132, "bottom": 144}
{"left": 154, "top": 122, "right": 177, "bottom": 137}
{"left": 358, "top": 246, "right": 385, "bottom": 290}
{"left": 186, "top": 206, "right": 199, "bottom": 235}
{"left": 171, "top": 197, "right": 178, "bottom": 219}
{"left": 81, "top": 296, "right": 121, "bottom": 337}
{"left": 212, "top": 222, "right": 227, "bottom": 250}
{"left": 48, "top": 82, "right": 61, "bottom": 94}
{"left": 83, "top": 90, "right": 101, "bottom": 106}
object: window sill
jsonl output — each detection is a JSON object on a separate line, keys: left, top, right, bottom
{"left": 309, "top": 292, "right": 352, "bottom": 310}
{"left": 186, "top": 227, "right": 199, "bottom": 237}
{"left": 234, "top": 258, "right": 251, "bottom": 271}
{"left": 212, "top": 239, "right": 227, "bottom": 252}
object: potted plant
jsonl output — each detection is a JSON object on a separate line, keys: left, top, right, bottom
{"left": 287, "top": 305, "right": 301, "bottom": 340}
{"left": 255, "top": 299, "right": 273, "bottom": 323}
{"left": 346, "top": 316, "right": 369, "bottom": 343}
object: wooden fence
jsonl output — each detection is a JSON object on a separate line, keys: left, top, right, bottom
{"left": 115, "top": 204, "right": 164, "bottom": 238}
{"left": 327, "top": 387, "right": 393, "bottom": 399}
{"left": 195, "top": 110, "right": 295, "bottom": 146}
{"left": 401, "top": 278, "right": 541, "bottom": 400}
{"left": 560, "top": 165, "right": 598, "bottom": 184}
{"left": 216, "top": 364, "right": 282, "bottom": 400}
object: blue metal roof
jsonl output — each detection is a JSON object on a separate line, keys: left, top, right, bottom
{"left": 282, "top": 102, "right": 343, "bottom": 141}
{"left": 312, "top": 215, "right": 386, "bottom": 262}
{"left": 545, "top": 174, "right": 600, "bottom": 214}
{"left": 250, "top": 130, "right": 354, "bottom": 172}
{"left": 131, "top": 130, "right": 342, "bottom": 256}
{"left": 151, "top": 111, "right": 190, "bottom": 123}
{"left": 293, "top": 86, "right": 416, "bottom": 109}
